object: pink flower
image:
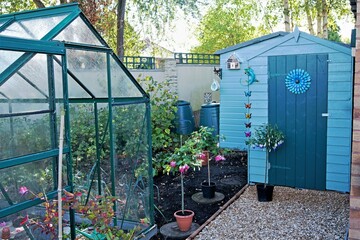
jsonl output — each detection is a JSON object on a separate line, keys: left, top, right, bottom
{"left": 215, "top": 155, "right": 226, "bottom": 162}
{"left": 179, "top": 164, "right": 190, "bottom": 174}
{"left": 197, "top": 153, "right": 206, "bottom": 160}
{"left": 19, "top": 186, "right": 29, "bottom": 196}
{"left": 0, "top": 222, "right": 6, "bottom": 227}
{"left": 170, "top": 161, "right": 176, "bottom": 168}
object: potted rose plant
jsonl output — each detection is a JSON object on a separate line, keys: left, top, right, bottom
{"left": 165, "top": 137, "right": 202, "bottom": 232}
{"left": 246, "top": 123, "right": 285, "bottom": 202}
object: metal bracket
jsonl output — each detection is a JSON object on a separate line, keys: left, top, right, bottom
{"left": 214, "top": 67, "right": 222, "bottom": 80}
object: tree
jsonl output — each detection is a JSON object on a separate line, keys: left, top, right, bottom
{"left": 266, "top": 0, "right": 352, "bottom": 40}
{"left": 117, "top": 0, "right": 201, "bottom": 56}
{"left": 284, "top": 0, "right": 291, "bottom": 32}
{"left": 191, "top": 0, "right": 264, "bottom": 53}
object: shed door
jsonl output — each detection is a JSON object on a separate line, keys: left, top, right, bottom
{"left": 268, "top": 54, "right": 328, "bottom": 190}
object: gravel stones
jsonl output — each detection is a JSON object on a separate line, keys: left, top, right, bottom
{"left": 193, "top": 186, "right": 349, "bottom": 240}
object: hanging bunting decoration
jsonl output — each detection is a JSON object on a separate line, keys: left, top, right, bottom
{"left": 245, "top": 103, "right": 252, "bottom": 109}
{"left": 245, "top": 131, "right": 251, "bottom": 137}
{"left": 285, "top": 69, "right": 311, "bottom": 94}
{"left": 245, "top": 113, "right": 252, "bottom": 119}
{"left": 244, "top": 91, "right": 252, "bottom": 97}
{"left": 245, "top": 122, "right": 252, "bottom": 128}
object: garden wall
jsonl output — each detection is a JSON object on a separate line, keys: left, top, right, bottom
{"left": 130, "top": 58, "right": 220, "bottom": 112}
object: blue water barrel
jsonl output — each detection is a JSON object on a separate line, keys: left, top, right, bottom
{"left": 174, "top": 100, "right": 195, "bottom": 135}
{"left": 200, "top": 103, "right": 220, "bottom": 136}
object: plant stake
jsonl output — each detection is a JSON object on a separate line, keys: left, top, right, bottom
{"left": 181, "top": 173, "right": 184, "bottom": 213}
{"left": 57, "top": 114, "right": 65, "bottom": 240}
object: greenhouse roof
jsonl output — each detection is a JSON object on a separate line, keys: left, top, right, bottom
{"left": 0, "top": 3, "right": 147, "bottom": 103}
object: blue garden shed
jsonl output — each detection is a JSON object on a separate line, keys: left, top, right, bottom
{"left": 216, "top": 28, "right": 353, "bottom": 192}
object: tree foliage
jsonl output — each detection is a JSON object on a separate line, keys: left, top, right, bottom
{"left": 192, "top": 0, "right": 266, "bottom": 53}
{"left": 192, "top": 0, "right": 352, "bottom": 52}
{"left": 263, "top": 0, "right": 352, "bottom": 40}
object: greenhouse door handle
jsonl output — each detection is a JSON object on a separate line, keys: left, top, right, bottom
{"left": 322, "top": 113, "right": 329, "bottom": 117}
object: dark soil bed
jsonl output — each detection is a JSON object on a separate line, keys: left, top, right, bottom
{"left": 151, "top": 151, "right": 247, "bottom": 239}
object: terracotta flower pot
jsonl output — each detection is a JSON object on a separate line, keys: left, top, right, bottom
{"left": 174, "top": 209, "right": 194, "bottom": 232}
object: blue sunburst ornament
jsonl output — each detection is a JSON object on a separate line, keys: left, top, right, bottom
{"left": 285, "top": 69, "right": 311, "bottom": 94}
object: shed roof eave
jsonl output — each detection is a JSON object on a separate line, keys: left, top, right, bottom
{"left": 214, "top": 31, "right": 289, "bottom": 55}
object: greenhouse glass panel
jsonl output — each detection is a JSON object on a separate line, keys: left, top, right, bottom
{"left": 0, "top": 73, "right": 46, "bottom": 100}
{"left": 70, "top": 103, "right": 109, "bottom": 196}
{"left": 0, "top": 158, "right": 57, "bottom": 206}
{"left": 0, "top": 113, "right": 52, "bottom": 160}
{"left": 0, "top": 14, "right": 68, "bottom": 39}
{"left": 53, "top": 57, "right": 64, "bottom": 99}
{"left": 110, "top": 103, "right": 152, "bottom": 230}
{"left": 110, "top": 56, "right": 143, "bottom": 98}
{"left": 54, "top": 16, "right": 103, "bottom": 46}
{"left": 67, "top": 49, "right": 107, "bottom": 98}
{"left": 0, "top": 56, "right": 49, "bottom": 99}
{"left": 16, "top": 54, "right": 50, "bottom": 96}
{"left": 70, "top": 103, "right": 98, "bottom": 170}
{"left": 0, "top": 50, "right": 23, "bottom": 74}
{"left": 53, "top": 57, "right": 92, "bottom": 99}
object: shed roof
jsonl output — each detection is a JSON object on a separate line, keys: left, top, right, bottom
{"left": 215, "top": 31, "right": 288, "bottom": 54}
{"left": 215, "top": 28, "right": 351, "bottom": 57}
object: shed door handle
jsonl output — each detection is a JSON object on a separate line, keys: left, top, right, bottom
{"left": 322, "top": 113, "right": 329, "bottom": 117}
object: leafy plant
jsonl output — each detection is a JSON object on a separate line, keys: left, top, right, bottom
{"left": 190, "top": 127, "right": 227, "bottom": 186}
{"left": 165, "top": 136, "right": 202, "bottom": 213}
{"left": 245, "top": 123, "right": 285, "bottom": 152}
{"left": 137, "top": 75, "right": 180, "bottom": 175}
{"left": 246, "top": 123, "right": 285, "bottom": 186}
{"left": 18, "top": 186, "right": 139, "bottom": 240}
{"left": 190, "top": 126, "right": 220, "bottom": 155}
{"left": 137, "top": 75, "right": 179, "bottom": 154}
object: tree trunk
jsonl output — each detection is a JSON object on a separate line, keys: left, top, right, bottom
{"left": 316, "top": 0, "right": 322, "bottom": 36}
{"left": 283, "top": 0, "right": 291, "bottom": 32}
{"left": 33, "top": 0, "right": 45, "bottom": 8}
{"left": 322, "top": 0, "right": 328, "bottom": 39}
{"left": 304, "top": 1, "right": 315, "bottom": 35}
{"left": 117, "top": 0, "right": 126, "bottom": 58}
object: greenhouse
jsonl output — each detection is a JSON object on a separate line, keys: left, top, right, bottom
{"left": 0, "top": 3, "right": 156, "bottom": 239}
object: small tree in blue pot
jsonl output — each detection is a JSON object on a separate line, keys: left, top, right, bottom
{"left": 246, "top": 123, "right": 285, "bottom": 201}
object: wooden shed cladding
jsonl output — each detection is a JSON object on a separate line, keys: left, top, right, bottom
{"left": 216, "top": 28, "right": 352, "bottom": 192}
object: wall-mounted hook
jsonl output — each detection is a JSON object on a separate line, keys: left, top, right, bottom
{"left": 214, "top": 67, "right": 222, "bottom": 80}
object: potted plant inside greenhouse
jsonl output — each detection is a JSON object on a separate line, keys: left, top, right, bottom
{"left": 246, "top": 123, "right": 285, "bottom": 202}
{"left": 165, "top": 138, "right": 202, "bottom": 232}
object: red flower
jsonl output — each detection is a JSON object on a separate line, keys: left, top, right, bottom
{"left": 20, "top": 215, "right": 28, "bottom": 226}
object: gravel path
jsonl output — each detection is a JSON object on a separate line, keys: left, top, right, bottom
{"left": 193, "top": 185, "right": 349, "bottom": 240}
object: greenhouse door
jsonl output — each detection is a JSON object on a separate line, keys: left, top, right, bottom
{"left": 268, "top": 54, "right": 328, "bottom": 190}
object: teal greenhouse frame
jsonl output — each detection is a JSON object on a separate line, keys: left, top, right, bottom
{"left": 0, "top": 3, "right": 156, "bottom": 239}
